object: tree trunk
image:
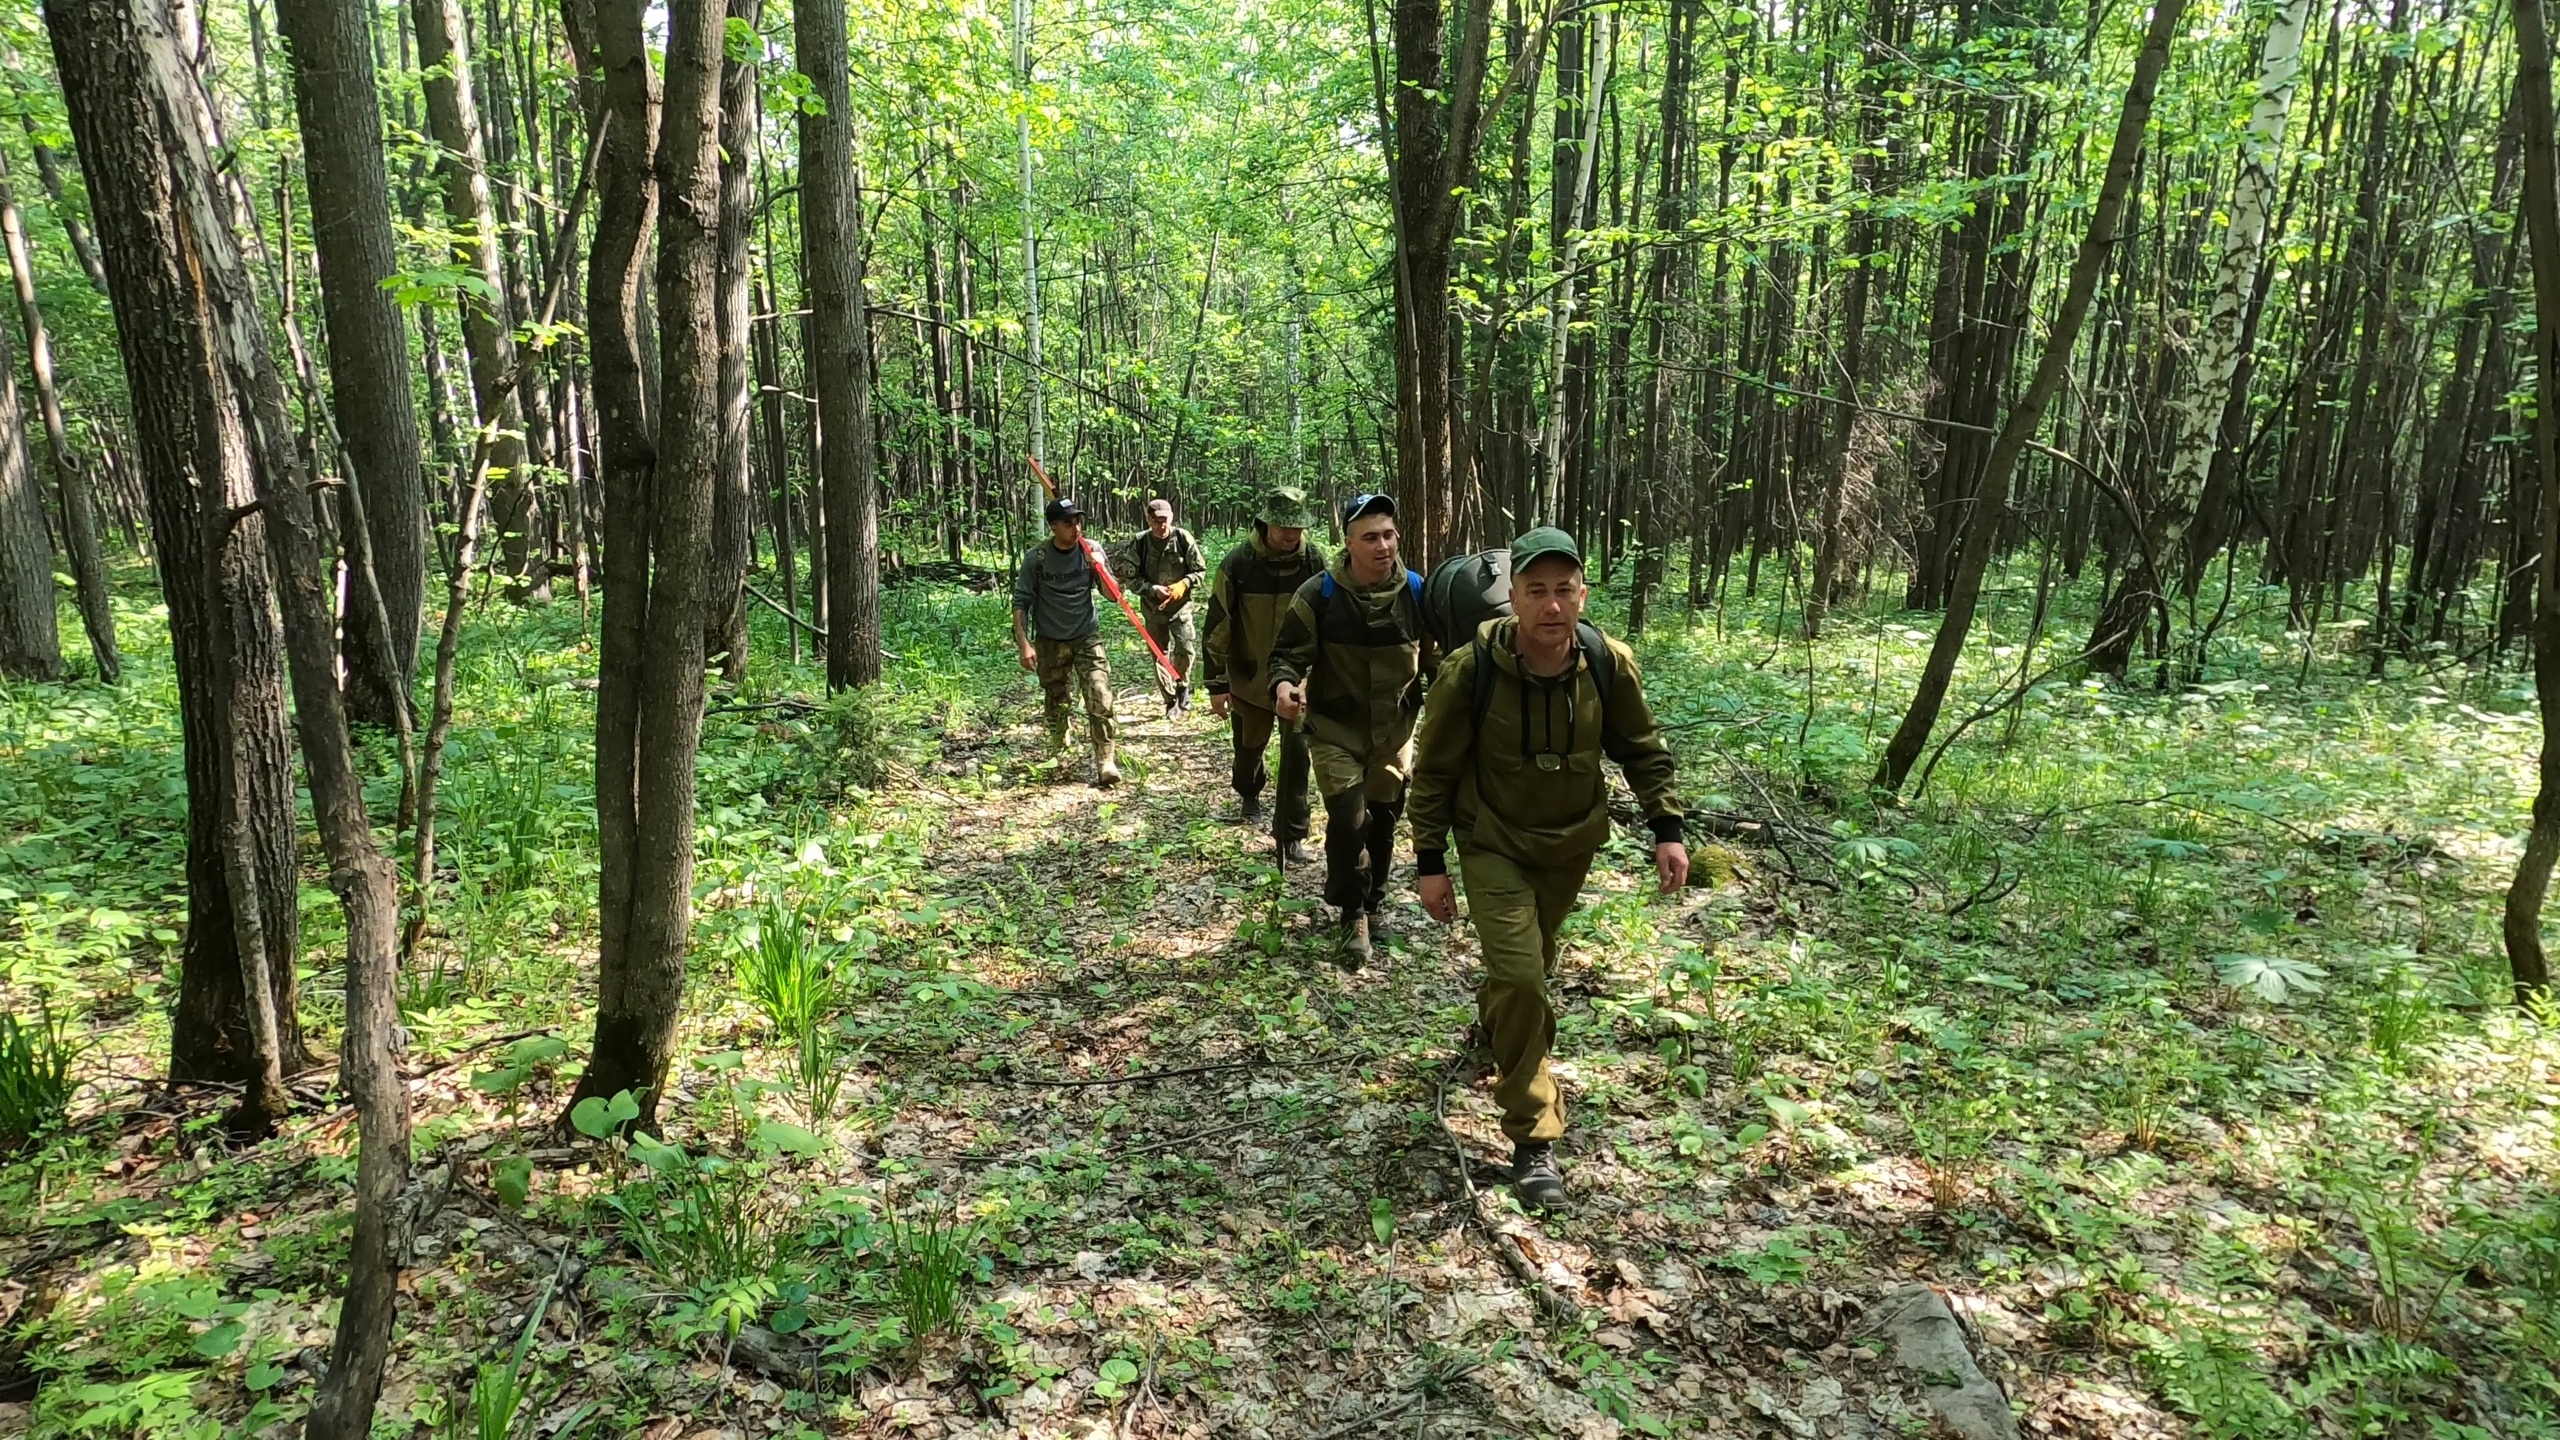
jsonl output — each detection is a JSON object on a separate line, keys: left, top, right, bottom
{"left": 119, "top": 14, "right": 409, "bottom": 1433}
{"left": 573, "top": 0, "right": 723, "bottom": 1128}
{"left": 799, "top": 0, "right": 880, "bottom": 687}
{"left": 0, "top": 150, "right": 116, "bottom": 683}
{"left": 14, "top": 110, "right": 111, "bottom": 295}
{"left": 44, "top": 0, "right": 307, "bottom": 1112}
{"left": 1875, "top": 0, "right": 2190, "bottom": 795}
{"left": 0, "top": 295, "right": 59, "bottom": 682}
{"left": 704, "top": 0, "right": 757, "bottom": 681}
{"left": 2089, "top": 0, "right": 2309, "bottom": 677}
{"left": 275, "top": 0, "right": 428, "bottom": 726}
{"left": 2503, "top": 0, "right": 2560, "bottom": 1003}
{"left": 413, "top": 0, "right": 536, "bottom": 589}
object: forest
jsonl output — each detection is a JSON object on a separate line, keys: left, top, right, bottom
{"left": 5, "top": 0, "right": 2560, "bottom": 1431}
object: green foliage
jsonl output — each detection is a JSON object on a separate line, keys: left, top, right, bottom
{"left": 0, "top": 1002, "right": 75, "bottom": 1150}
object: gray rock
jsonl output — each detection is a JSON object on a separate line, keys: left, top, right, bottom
{"left": 1862, "top": 1285, "right": 2020, "bottom": 1440}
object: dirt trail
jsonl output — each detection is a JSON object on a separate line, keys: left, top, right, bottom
{"left": 842, "top": 684, "right": 1979, "bottom": 1439}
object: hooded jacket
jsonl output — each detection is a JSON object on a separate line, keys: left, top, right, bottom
{"left": 1203, "top": 527, "right": 1327, "bottom": 710}
{"left": 1112, "top": 526, "right": 1209, "bottom": 620}
{"left": 1408, "top": 616, "right": 1683, "bottom": 869}
{"left": 1264, "top": 556, "right": 1439, "bottom": 764}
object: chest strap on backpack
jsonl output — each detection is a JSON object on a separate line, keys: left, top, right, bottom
{"left": 1469, "top": 623, "right": 1614, "bottom": 734}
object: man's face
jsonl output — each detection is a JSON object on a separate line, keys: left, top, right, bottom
{"left": 1266, "top": 524, "right": 1305, "bottom": 555}
{"left": 1148, "top": 508, "right": 1173, "bottom": 539}
{"left": 1049, "top": 519, "right": 1083, "bottom": 549}
{"left": 1347, "top": 513, "right": 1399, "bottom": 579}
{"left": 1513, "top": 556, "right": 1588, "bottom": 641}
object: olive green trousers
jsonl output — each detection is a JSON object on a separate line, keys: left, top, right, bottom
{"left": 1458, "top": 846, "right": 1594, "bottom": 1144}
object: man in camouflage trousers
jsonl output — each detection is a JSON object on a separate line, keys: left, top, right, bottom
{"left": 1409, "top": 527, "right": 1687, "bottom": 1211}
{"left": 1269, "top": 493, "right": 1437, "bottom": 971}
{"left": 1204, "top": 488, "right": 1327, "bottom": 860}
{"left": 1012, "top": 496, "right": 1120, "bottom": 787}
{"left": 1114, "top": 497, "right": 1210, "bottom": 718}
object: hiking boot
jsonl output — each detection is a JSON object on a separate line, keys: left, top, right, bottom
{"left": 1175, "top": 683, "right": 1192, "bottom": 715}
{"left": 1163, "top": 691, "right": 1181, "bottom": 721}
{"left": 1279, "top": 839, "right": 1313, "bottom": 868}
{"left": 1238, "top": 793, "right": 1265, "bottom": 823}
{"left": 1093, "top": 739, "right": 1122, "bottom": 788}
{"left": 1334, "top": 908, "right": 1371, "bottom": 972}
{"left": 1511, "top": 1142, "right": 1567, "bottom": 1213}
{"left": 1365, "top": 905, "right": 1387, "bottom": 937}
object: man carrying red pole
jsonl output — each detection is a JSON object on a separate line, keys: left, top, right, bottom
{"left": 1012, "top": 496, "right": 1122, "bottom": 787}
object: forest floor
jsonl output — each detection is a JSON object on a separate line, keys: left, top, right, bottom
{"left": 5, "top": 561, "right": 2560, "bottom": 1440}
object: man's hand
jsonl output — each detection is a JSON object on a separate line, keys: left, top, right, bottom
{"left": 1209, "top": 692, "right": 1231, "bottom": 719}
{"left": 1418, "top": 873, "right": 1457, "bottom": 924}
{"left": 1655, "top": 840, "right": 1691, "bottom": 895}
{"left": 1146, "top": 584, "right": 1169, "bottom": 606}
{"left": 1016, "top": 642, "right": 1037, "bottom": 673}
{"left": 1273, "top": 681, "right": 1307, "bottom": 722}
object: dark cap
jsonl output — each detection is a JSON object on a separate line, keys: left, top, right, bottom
{"left": 1509, "top": 526, "right": 1583, "bottom": 574}
{"left": 1340, "top": 492, "right": 1397, "bottom": 529}
{"left": 1044, "top": 497, "right": 1084, "bottom": 524}
{"left": 1258, "top": 487, "right": 1318, "bottom": 529}
{"left": 1146, "top": 497, "right": 1173, "bottom": 518}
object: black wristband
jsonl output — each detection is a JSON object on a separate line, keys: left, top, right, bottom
{"left": 1648, "top": 815, "right": 1686, "bottom": 846}
{"left": 1417, "top": 849, "right": 1448, "bottom": 877}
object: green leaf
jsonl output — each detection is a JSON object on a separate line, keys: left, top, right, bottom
{"left": 754, "top": 1121, "right": 826, "bottom": 1156}
{"left": 245, "top": 1363, "right": 286, "bottom": 1391}
{"left": 568, "top": 1095, "right": 615, "bottom": 1138}
{"left": 491, "top": 1155, "right": 533, "bottom": 1209}
{"left": 2214, "top": 953, "right": 2327, "bottom": 1004}
{"left": 194, "top": 1321, "right": 245, "bottom": 1359}
{"left": 1766, "top": 1095, "right": 1812, "bottom": 1129}
{"left": 1368, "top": 1196, "right": 1394, "bottom": 1247}
{"left": 470, "top": 1066, "right": 529, "bottom": 1095}
{"left": 1734, "top": 1122, "right": 1770, "bottom": 1148}
{"left": 1100, "top": 1357, "right": 1139, "bottom": 1384}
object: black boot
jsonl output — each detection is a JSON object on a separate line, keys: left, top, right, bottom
{"left": 1511, "top": 1142, "right": 1567, "bottom": 1212}
{"left": 1280, "top": 839, "right": 1313, "bottom": 867}
{"left": 1238, "top": 793, "right": 1265, "bottom": 823}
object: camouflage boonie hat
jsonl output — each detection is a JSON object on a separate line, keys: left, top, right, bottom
{"left": 1257, "top": 487, "right": 1318, "bottom": 529}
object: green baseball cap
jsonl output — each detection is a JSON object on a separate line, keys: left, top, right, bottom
{"left": 1509, "top": 526, "right": 1583, "bottom": 574}
{"left": 1258, "top": 487, "right": 1318, "bottom": 529}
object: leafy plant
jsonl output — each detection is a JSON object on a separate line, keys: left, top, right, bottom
{"left": 736, "top": 897, "right": 838, "bottom": 1042}
{"left": 2214, "top": 953, "right": 2326, "bottom": 1005}
{"left": 0, "top": 1002, "right": 76, "bottom": 1151}
{"left": 880, "top": 1203, "right": 983, "bottom": 1345}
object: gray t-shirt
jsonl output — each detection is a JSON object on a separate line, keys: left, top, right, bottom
{"left": 1014, "top": 538, "right": 1103, "bottom": 641}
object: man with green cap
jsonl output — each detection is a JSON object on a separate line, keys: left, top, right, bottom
{"left": 1268, "top": 492, "right": 1437, "bottom": 970}
{"left": 1408, "top": 526, "right": 1688, "bottom": 1211}
{"left": 1204, "top": 487, "right": 1327, "bottom": 855}
{"left": 1012, "top": 496, "right": 1120, "bottom": 786}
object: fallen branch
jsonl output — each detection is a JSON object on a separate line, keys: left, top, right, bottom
{"left": 1430, "top": 1055, "right": 1580, "bottom": 1326}
{"left": 981, "top": 1048, "right": 1268, "bottom": 1089}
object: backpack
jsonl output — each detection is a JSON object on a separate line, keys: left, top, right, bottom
{"left": 1317, "top": 568, "right": 1425, "bottom": 606}
{"left": 1422, "top": 549, "right": 1615, "bottom": 732}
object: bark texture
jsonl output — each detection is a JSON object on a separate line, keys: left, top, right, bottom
{"left": 798, "top": 0, "right": 880, "bottom": 687}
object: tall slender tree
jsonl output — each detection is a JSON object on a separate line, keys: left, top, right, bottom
{"left": 798, "top": 0, "right": 880, "bottom": 687}
{"left": 2502, "top": 0, "right": 2560, "bottom": 1003}
{"left": 274, "top": 0, "right": 428, "bottom": 725}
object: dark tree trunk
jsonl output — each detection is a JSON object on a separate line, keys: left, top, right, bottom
{"left": 15, "top": 111, "right": 110, "bottom": 295}
{"left": 275, "top": 0, "right": 427, "bottom": 727}
{"left": 704, "top": 0, "right": 757, "bottom": 681}
{"left": 0, "top": 150, "right": 116, "bottom": 682}
{"left": 798, "top": 0, "right": 879, "bottom": 687}
{"left": 119, "top": 13, "right": 410, "bottom": 1431}
{"left": 573, "top": 0, "right": 723, "bottom": 1128}
{"left": 45, "top": 0, "right": 307, "bottom": 1113}
{"left": 0, "top": 297, "right": 58, "bottom": 681}
{"left": 2503, "top": 0, "right": 2560, "bottom": 1002}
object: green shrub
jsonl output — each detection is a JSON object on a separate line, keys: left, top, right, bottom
{"left": 0, "top": 1003, "right": 76, "bottom": 1150}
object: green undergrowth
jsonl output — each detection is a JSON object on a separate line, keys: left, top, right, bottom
{"left": 2, "top": 551, "right": 2557, "bottom": 1437}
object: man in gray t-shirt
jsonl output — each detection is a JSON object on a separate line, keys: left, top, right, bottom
{"left": 1012, "top": 497, "right": 1119, "bottom": 786}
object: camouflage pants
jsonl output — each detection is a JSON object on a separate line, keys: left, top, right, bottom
{"left": 1035, "top": 634, "right": 1116, "bottom": 743}
{"left": 1143, "top": 608, "right": 1200, "bottom": 698}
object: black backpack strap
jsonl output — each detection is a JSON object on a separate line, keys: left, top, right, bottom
{"left": 1578, "top": 621, "right": 1614, "bottom": 723}
{"left": 1469, "top": 637, "right": 1495, "bottom": 732}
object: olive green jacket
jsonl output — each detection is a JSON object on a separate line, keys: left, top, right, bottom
{"left": 1264, "top": 557, "right": 1439, "bottom": 763}
{"left": 1111, "top": 526, "right": 1209, "bottom": 621}
{"left": 1203, "top": 529, "right": 1327, "bottom": 711}
{"left": 1409, "top": 617, "right": 1683, "bottom": 869}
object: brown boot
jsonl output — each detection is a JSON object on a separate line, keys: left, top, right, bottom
{"left": 1090, "top": 723, "right": 1122, "bottom": 788}
{"left": 1334, "top": 908, "right": 1370, "bottom": 972}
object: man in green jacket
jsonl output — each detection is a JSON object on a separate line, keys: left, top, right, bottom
{"left": 1113, "top": 497, "right": 1209, "bottom": 718}
{"left": 1268, "top": 493, "right": 1438, "bottom": 971}
{"left": 1409, "top": 527, "right": 1688, "bottom": 1211}
{"left": 1204, "top": 488, "right": 1328, "bottom": 857}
